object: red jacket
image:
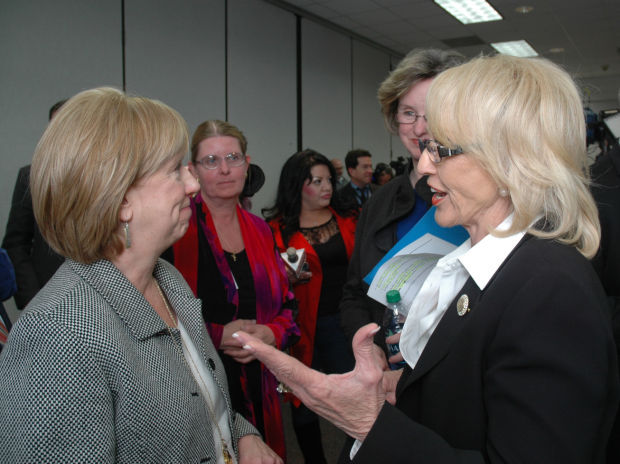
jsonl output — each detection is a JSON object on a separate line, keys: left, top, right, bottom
{"left": 270, "top": 209, "right": 356, "bottom": 368}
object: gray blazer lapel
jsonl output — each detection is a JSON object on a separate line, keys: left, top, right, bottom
{"left": 69, "top": 259, "right": 166, "bottom": 340}
{"left": 397, "top": 278, "right": 482, "bottom": 394}
{"left": 154, "top": 260, "right": 238, "bottom": 424}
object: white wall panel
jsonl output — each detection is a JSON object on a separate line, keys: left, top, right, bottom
{"left": 301, "top": 20, "right": 352, "bottom": 163}
{"left": 0, "top": 0, "right": 122, "bottom": 237}
{"left": 352, "top": 40, "right": 391, "bottom": 166}
{"left": 124, "top": 0, "right": 226, "bottom": 136}
{"left": 0, "top": 0, "right": 122, "bottom": 321}
{"left": 228, "top": 0, "right": 297, "bottom": 216}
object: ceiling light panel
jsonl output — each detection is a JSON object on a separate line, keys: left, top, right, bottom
{"left": 491, "top": 40, "right": 538, "bottom": 57}
{"left": 434, "top": 0, "right": 503, "bottom": 24}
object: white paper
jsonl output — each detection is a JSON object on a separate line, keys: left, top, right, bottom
{"left": 367, "top": 233, "right": 457, "bottom": 311}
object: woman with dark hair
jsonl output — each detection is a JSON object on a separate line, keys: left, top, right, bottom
{"left": 263, "top": 149, "right": 358, "bottom": 463}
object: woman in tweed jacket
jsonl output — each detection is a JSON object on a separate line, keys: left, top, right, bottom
{"left": 0, "top": 88, "right": 282, "bottom": 463}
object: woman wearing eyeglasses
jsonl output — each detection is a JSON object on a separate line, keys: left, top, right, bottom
{"left": 232, "top": 55, "right": 619, "bottom": 463}
{"left": 340, "top": 48, "right": 464, "bottom": 367}
{"left": 170, "top": 120, "right": 300, "bottom": 460}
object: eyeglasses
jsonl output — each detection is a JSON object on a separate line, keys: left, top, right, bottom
{"left": 195, "top": 152, "right": 246, "bottom": 170}
{"left": 418, "top": 139, "right": 464, "bottom": 163}
{"left": 396, "top": 109, "right": 427, "bottom": 125}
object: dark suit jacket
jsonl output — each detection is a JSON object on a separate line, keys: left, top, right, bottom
{"left": 340, "top": 172, "right": 430, "bottom": 350}
{"left": 2, "top": 165, "right": 64, "bottom": 308}
{"left": 0, "top": 258, "right": 258, "bottom": 462}
{"left": 590, "top": 145, "right": 620, "bottom": 463}
{"left": 338, "top": 181, "right": 378, "bottom": 207}
{"left": 353, "top": 235, "right": 619, "bottom": 463}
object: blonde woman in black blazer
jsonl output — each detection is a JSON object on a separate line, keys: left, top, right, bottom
{"left": 233, "top": 55, "right": 619, "bottom": 464}
{"left": 0, "top": 88, "right": 282, "bottom": 463}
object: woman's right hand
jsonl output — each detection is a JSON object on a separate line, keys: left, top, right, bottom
{"left": 232, "top": 323, "right": 386, "bottom": 442}
{"left": 284, "top": 265, "right": 312, "bottom": 285}
{"left": 220, "top": 319, "right": 257, "bottom": 363}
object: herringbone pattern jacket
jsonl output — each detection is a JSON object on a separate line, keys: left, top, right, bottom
{"left": 0, "top": 258, "right": 257, "bottom": 463}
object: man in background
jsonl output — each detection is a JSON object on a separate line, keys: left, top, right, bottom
{"left": 331, "top": 158, "right": 347, "bottom": 189}
{"left": 339, "top": 149, "right": 375, "bottom": 207}
{"left": 2, "top": 99, "right": 66, "bottom": 309}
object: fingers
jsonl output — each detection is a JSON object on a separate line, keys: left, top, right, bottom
{"left": 238, "top": 434, "right": 283, "bottom": 463}
{"left": 385, "top": 331, "right": 401, "bottom": 345}
{"left": 382, "top": 369, "right": 403, "bottom": 405}
{"left": 221, "top": 319, "right": 256, "bottom": 348}
{"left": 372, "top": 344, "right": 389, "bottom": 371}
{"left": 244, "top": 324, "right": 276, "bottom": 346}
{"left": 351, "top": 324, "right": 383, "bottom": 379}
{"left": 222, "top": 347, "right": 256, "bottom": 363}
{"left": 233, "top": 330, "right": 318, "bottom": 395}
{"left": 387, "top": 352, "right": 404, "bottom": 365}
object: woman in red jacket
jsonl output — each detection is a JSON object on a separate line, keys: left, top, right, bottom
{"left": 264, "top": 149, "right": 358, "bottom": 463}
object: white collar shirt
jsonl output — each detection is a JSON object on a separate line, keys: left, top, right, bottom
{"left": 401, "top": 214, "right": 525, "bottom": 370}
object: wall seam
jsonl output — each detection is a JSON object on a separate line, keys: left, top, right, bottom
{"left": 121, "top": 0, "right": 126, "bottom": 91}
{"left": 296, "top": 15, "right": 302, "bottom": 152}
{"left": 224, "top": 0, "right": 229, "bottom": 121}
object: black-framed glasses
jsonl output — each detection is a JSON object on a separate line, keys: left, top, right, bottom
{"left": 396, "top": 109, "right": 427, "bottom": 125}
{"left": 195, "top": 152, "right": 246, "bottom": 170}
{"left": 418, "top": 139, "right": 464, "bottom": 163}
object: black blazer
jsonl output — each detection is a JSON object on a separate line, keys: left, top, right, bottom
{"left": 353, "top": 235, "right": 619, "bottom": 463}
{"left": 2, "top": 165, "right": 64, "bottom": 308}
{"left": 590, "top": 145, "right": 620, "bottom": 463}
{"left": 340, "top": 173, "right": 430, "bottom": 350}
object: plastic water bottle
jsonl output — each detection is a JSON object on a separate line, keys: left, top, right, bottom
{"left": 382, "top": 289, "right": 406, "bottom": 370}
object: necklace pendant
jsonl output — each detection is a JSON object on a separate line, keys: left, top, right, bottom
{"left": 222, "top": 442, "right": 233, "bottom": 464}
{"left": 231, "top": 252, "right": 237, "bottom": 262}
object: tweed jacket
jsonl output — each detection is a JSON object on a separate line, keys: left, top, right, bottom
{"left": 0, "top": 258, "right": 258, "bottom": 463}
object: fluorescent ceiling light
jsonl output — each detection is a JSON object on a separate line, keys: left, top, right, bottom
{"left": 491, "top": 40, "right": 538, "bottom": 57}
{"left": 434, "top": 0, "right": 502, "bottom": 24}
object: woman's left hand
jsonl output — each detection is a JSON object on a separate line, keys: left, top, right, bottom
{"left": 238, "top": 434, "right": 283, "bottom": 464}
{"left": 233, "top": 323, "right": 386, "bottom": 441}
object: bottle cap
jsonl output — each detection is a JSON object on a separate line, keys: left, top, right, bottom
{"left": 386, "top": 289, "right": 401, "bottom": 304}
{"left": 286, "top": 247, "right": 298, "bottom": 263}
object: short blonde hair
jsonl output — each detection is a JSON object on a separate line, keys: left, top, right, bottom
{"left": 31, "top": 87, "right": 189, "bottom": 263}
{"left": 377, "top": 48, "right": 464, "bottom": 134}
{"left": 426, "top": 54, "right": 599, "bottom": 257}
{"left": 190, "top": 119, "right": 247, "bottom": 162}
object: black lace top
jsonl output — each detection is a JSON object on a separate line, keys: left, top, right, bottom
{"left": 300, "top": 216, "right": 348, "bottom": 316}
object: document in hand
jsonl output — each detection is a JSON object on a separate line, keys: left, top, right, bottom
{"left": 364, "top": 207, "right": 469, "bottom": 311}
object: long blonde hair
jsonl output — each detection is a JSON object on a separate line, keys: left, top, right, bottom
{"left": 427, "top": 55, "right": 599, "bottom": 257}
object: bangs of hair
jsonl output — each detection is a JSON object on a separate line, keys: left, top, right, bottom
{"left": 131, "top": 97, "right": 189, "bottom": 179}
